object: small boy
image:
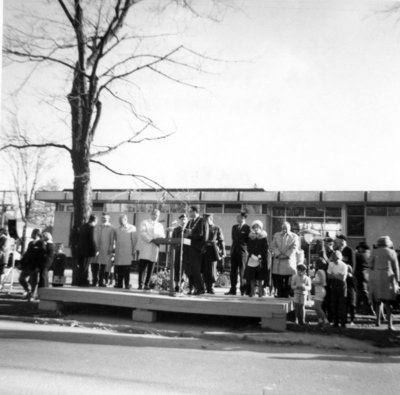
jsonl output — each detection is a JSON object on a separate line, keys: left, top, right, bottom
{"left": 291, "top": 263, "right": 312, "bottom": 325}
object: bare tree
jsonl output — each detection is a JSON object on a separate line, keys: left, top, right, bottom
{"left": 1, "top": 121, "right": 52, "bottom": 253}
{"left": 1, "top": 0, "right": 225, "bottom": 234}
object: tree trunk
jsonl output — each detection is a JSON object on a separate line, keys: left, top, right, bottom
{"left": 71, "top": 150, "right": 92, "bottom": 229}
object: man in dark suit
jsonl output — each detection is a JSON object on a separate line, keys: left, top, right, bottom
{"left": 76, "top": 214, "right": 98, "bottom": 286}
{"left": 184, "top": 206, "right": 205, "bottom": 295}
{"left": 225, "top": 212, "right": 250, "bottom": 295}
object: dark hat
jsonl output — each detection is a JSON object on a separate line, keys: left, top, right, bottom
{"left": 356, "top": 241, "right": 370, "bottom": 250}
{"left": 296, "top": 263, "right": 307, "bottom": 271}
{"left": 203, "top": 213, "right": 213, "bottom": 218}
{"left": 239, "top": 211, "right": 248, "bottom": 218}
{"left": 89, "top": 214, "right": 97, "bottom": 222}
{"left": 336, "top": 234, "right": 347, "bottom": 242}
{"left": 102, "top": 212, "right": 110, "bottom": 216}
{"left": 178, "top": 213, "right": 187, "bottom": 220}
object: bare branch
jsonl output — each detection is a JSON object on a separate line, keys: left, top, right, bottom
{"left": 57, "top": 0, "right": 76, "bottom": 29}
{"left": 90, "top": 122, "right": 173, "bottom": 158}
{"left": 99, "top": 46, "right": 184, "bottom": 90}
{"left": 3, "top": 49, "right": 77, "bottom": 71}
{"left": 0, "top": 142, "right": 71, "bottom": 153}
{"left": 147, "top": 65, "right": 203, "bottom": 89}
{"left": 90, "top": 159, "right": 175, "bottom": 199}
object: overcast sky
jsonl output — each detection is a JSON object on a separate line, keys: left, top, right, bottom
{"left": 2, "top": 0, "right": 400, "bottom": 192}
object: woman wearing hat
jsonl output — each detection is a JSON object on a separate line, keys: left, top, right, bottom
{"left": 245, "top": 220, "right": 269, "bottom": 297}
{"left": 369, "top": 236, "right": 400, "bottom": 330}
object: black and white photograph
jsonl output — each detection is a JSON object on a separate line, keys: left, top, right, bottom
{"left": 1, "top": 1, "right": 400, "bottom": 394}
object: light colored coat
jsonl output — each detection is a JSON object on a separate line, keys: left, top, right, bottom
{"left": 114, "top": 224, "right": 137, "bottom": 266}
{"left": 95, "top": 224, "right": 116, "bottom": 270}
{"left": 369, "top": 246, "right": 400, "bottom": 301}
{"left": 272, "top": 231, "right": 299, "bottom": 276}
{"left": 137, "top": 219, "right": 165, "bottom": 262}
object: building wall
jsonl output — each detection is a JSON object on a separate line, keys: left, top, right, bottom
{"left": 365, "top": 216, "right": 400, "bottom": 249}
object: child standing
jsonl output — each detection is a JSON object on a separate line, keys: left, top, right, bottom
{"left": 291, "top": 263, "right": 311, "bottom": 325}
{"left": 52, "top": 244, "right": 66, "bottom": 287}
{"left": 312, "top": 260, "right": 328, "bottom": 327}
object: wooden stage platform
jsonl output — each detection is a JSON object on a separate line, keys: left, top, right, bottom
{"left": 38, "top": 287, "right": 294, "bottom": 331}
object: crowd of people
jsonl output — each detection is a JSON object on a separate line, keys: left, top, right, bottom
{"left": 2, "top": 207, "right": 399, "bottom": 331}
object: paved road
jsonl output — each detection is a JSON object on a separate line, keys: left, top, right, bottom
{"left": 0, "top": 320, "right": 399, "bottom": 395}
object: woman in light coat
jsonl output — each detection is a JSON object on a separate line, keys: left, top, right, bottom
{"left": 114, "top": 214, "right": 137, "bottom": 289}
{"left": 369, "top": 236, "right": 400, "bottom": 330}
{"left": 137, "top": 209, "right": 165, "bottom": 290}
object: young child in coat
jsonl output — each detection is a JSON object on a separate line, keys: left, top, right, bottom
{"left": 291, "top": 263, "right": 312, "bottom": 325}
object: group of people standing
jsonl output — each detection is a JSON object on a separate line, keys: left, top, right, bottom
{"left": 313, "top": 235, "right": 400, "bottom": 330}
{"left": 225, "top": 213, "right": 400, "bottom": 330}
{"left": 17, "top": 229, "right": 57, "bottom": 300}
{"left": 226, "top": 214, "right": 300, "bottom": 299}
{"left": 73, "top": 211, "right": 164, "bottom": 290}
{"left": 73, "top": 207, "right": 227, "bottom": 294}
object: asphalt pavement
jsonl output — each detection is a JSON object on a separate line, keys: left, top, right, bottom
{"left": 1, "top": 282, "right": 400, "bottom": 356}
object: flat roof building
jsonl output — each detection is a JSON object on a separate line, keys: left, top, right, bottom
{"left": 36, "top": 188, "right": 400, "bottom": 257}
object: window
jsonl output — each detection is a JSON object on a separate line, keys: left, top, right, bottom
{"left": 205, "top": 204, "right": 223, "bottom": 213}
{"left": 243, "top": 204, "right": 261, "bottom": 214}
{"left": 325, "top": 207, "right": 341, "bottom": 217}
{"left": 347, "top": 205, "right": 364, "bottom": 216}
{"left": 305, "top": 207, "right": 324, "bottom": 217}
{"left": 104, "top": 203, "right": 120, "bottom": 212}
{"left": 261, "top": 204, "right": 268, "bottom": 214}
{"left": 120, "top": 204, "right": 136, "bottom": 212}
{"left": 387, "top": 207, "right": 400, "bottom": 216}
{"left": 347, "top": 205, "right": 364, "bottom": 237}
{"left": 366, "top": 206, "right": 387, "bottom": 216}
{"left": 93, "top": 203, "right": 104, "bottom": 211}
{"left": 286, "top": 207, "right": 304, "bottom": 217}
{"left": 169, "top": 203, "right": 187, "bottom": 213}
{"left": 224, "top": 204, "right": 242, "bottom": 214}
{"left": 272, "top": 207, "right": 285, "bottom": 217}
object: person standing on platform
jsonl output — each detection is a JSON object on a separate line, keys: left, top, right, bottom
{"left": 91, "top": 212, "right": 115, "bottom": 287}
{"left": 76, "top": 214, "right": 98, "bottom": 286}
{"left": 184, "top": 206, "right": 205, "bottom": 295}
{"left": 225, "top": 212, "right": 250, "bottom": 296}
{"left": 201, "top": 213, "right": 226, "bottom": 294}
{"left": 114, "top": 214, "right": 137, "bottom": 289}
{"left": 172, "top": 213, "right": 189, "bottom": 292}
{"left": 272, "top": 221, "right": 299, "bottom": 298}
{"left": 245, "top": 220, "right": 269, "bottom": 297}
{"left": 137, "top": 209, "right": 165, "bottom": 290}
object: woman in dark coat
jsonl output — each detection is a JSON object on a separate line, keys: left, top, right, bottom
{"left": 201, "top": 214, "right": 226, "bottom": 294}
{"left": 19, "top": 229, "right": 45, "bottom": 300}
{"left": 76, "top": 214, "right": 98, "bottom": 286}
{"left": 39, "top": 232, "right": 55, "bottom": 288}
{"left": 245, "top": 220, "right": 269, "bottom": 297}
{"left": 369, "top": 236, "right": 400, "bottom": 330}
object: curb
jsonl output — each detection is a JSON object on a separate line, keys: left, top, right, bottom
{"left": 1, "top": 313, "right": 400, "bottom": 356}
